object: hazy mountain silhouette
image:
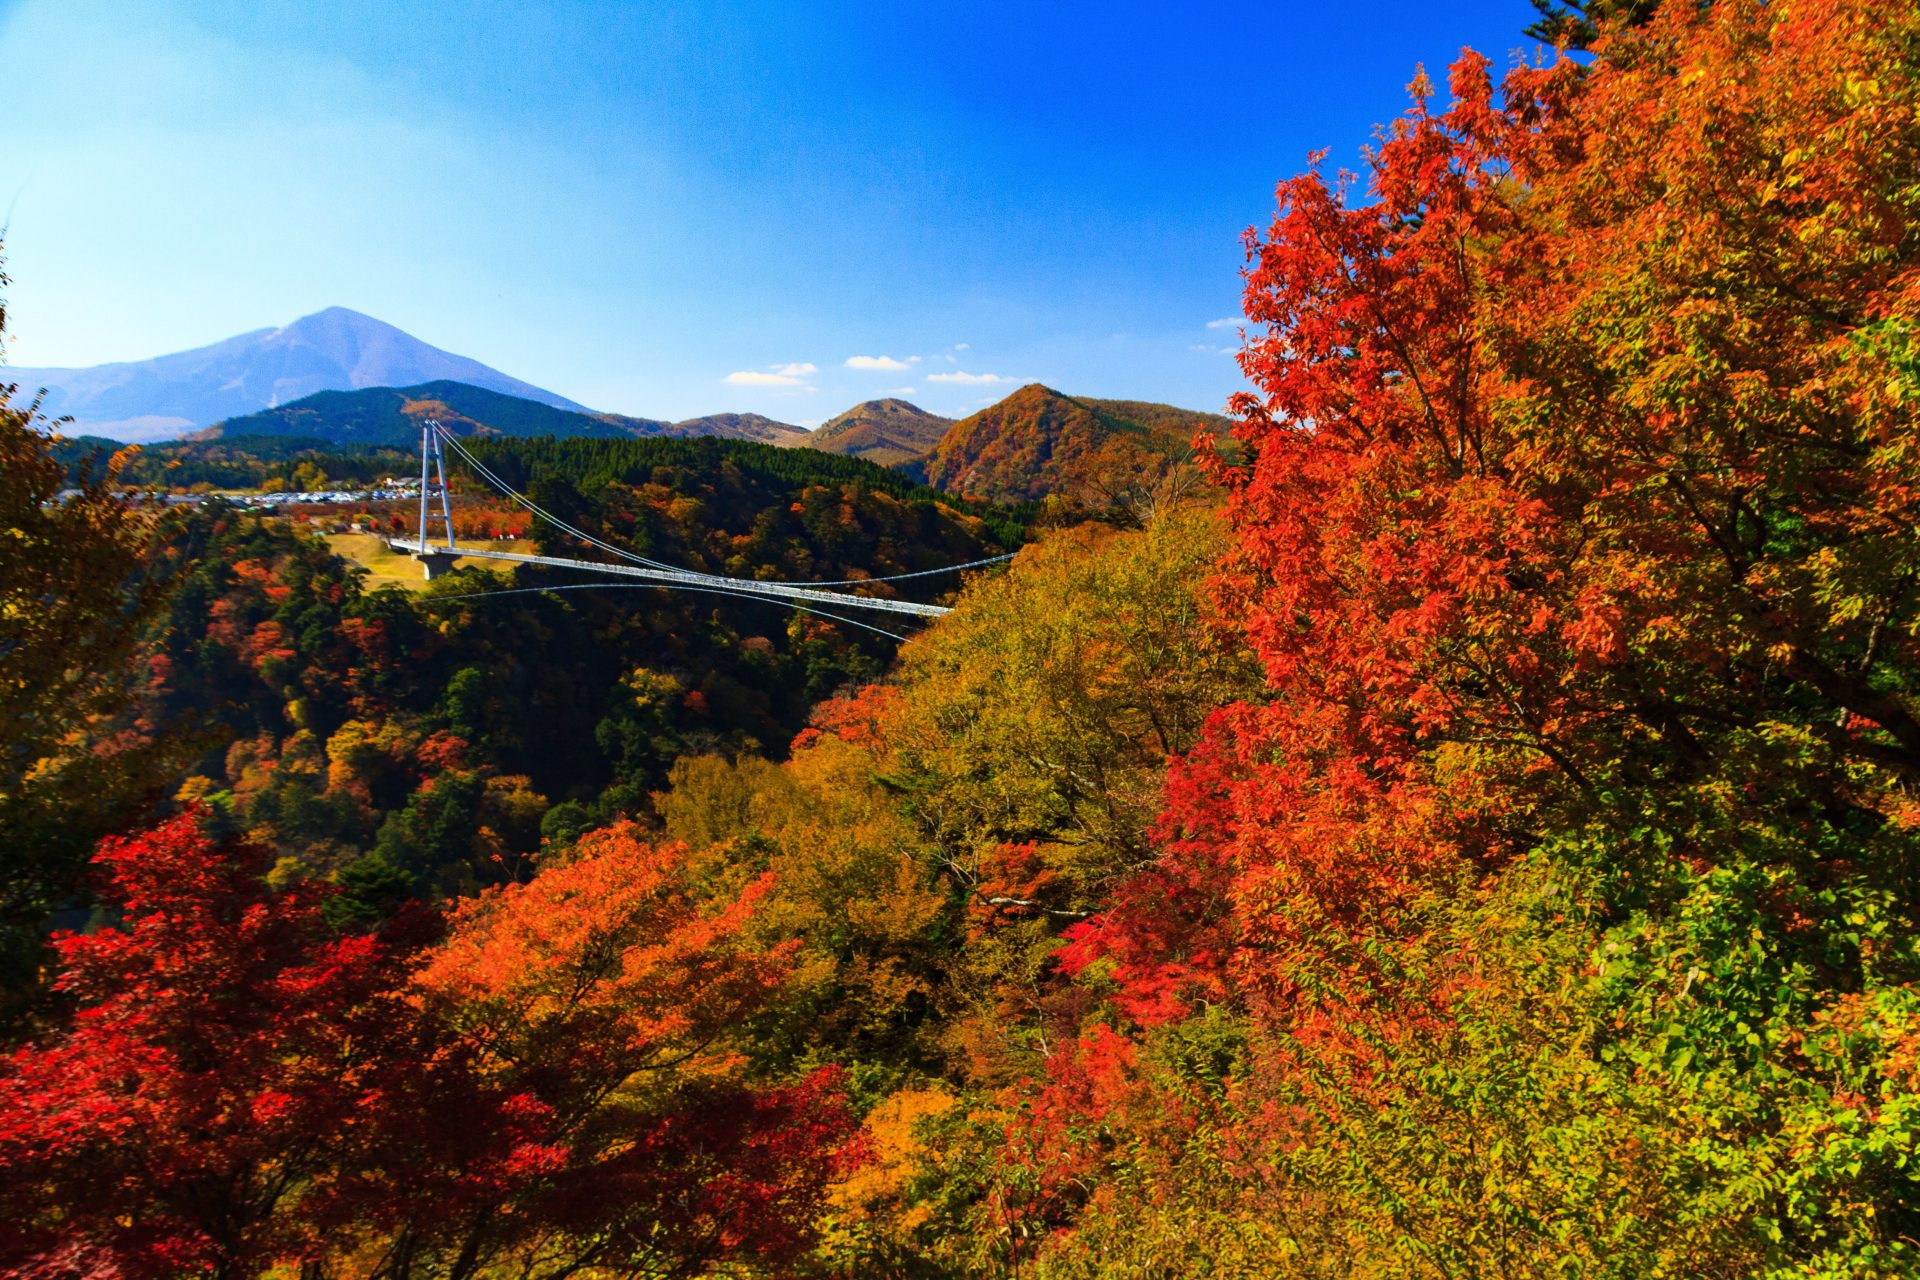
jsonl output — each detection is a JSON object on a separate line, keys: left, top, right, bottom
{"left": 4, "top": 307, "right": 589, "bottom": 442}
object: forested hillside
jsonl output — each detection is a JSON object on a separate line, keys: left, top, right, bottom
{"left": 196, "top": 380, "right": 811, "bottom": 448}
{"left": 3, "top": 2, "right": 1918, "bottom": 1277}
{"left": 198, "top": 380, "right": 653, "bottom": 444}
{"left": 922, "top": 384, "right": 1228, "bottom": 506}
{"left": 1, "top": 429, "right": 1018, "bottom": 986}
{"left": 455, "top": 432, "right": 1032, "bottom": 549}
{"left": 806, "top": 398, "right": 954, "bottom": 468}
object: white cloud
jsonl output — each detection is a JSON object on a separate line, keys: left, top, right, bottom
{"left": 955, "top": 342, "right": 971, "bottom": 351}
{"left": 1206, "top": 317, "right": 1243, "bottom": 330}
{"left": 928, "top": 370, "right": 1010, "bottom": 385}
{"left": 726, "top": 370, "right": 808, "bottom": 386}
{"left": 723, "top": 360, "right": 817, "bottom": 387}
{"left": 845, "top": 354, "right": 910, "bottom": 371}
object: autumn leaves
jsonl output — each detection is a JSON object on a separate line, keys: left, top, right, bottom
{"left": 4, "top": 0, "right": 1919, "bottom": 1275}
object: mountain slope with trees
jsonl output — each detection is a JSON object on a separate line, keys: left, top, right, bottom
{"left": 804, "top": 398, "right": 954, "bottom": 468}
{"left": 922, "top": 384, "right": 1228, "bottom": 505}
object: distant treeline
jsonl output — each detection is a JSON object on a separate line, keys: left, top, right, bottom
{"left": 51, "top": 433, "right": 1039, "bottom": 544}
{"left": 53, "top": 434, "right": 416, "bottom": 490}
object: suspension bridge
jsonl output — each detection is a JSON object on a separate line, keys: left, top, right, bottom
{"left": 387, "top": 423, "right": 1010, "bottom": 630}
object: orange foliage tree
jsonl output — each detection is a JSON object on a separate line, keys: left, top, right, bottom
{"left": 1032, "top": 0, "right": 1920, "bottom": 1271}
{"left": 1050, "top": 0, "right": 1920, "bottom": 1051}
{"left": 405, "top": 821, "right": 862, "bottom": 1278}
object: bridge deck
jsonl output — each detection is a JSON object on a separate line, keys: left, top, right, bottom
{"left": 387, "top": 539, "right": 953, "bottom": 618}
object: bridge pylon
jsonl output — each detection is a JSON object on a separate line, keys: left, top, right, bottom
{"left": 412, "top": 422, "right": 459, "bottom": 578}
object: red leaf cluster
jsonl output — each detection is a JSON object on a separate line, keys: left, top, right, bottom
{"left": 0, "top": 815, "right": 860, "bottom": 1277}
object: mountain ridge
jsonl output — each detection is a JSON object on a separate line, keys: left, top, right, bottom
{"left": 168, "top": 380, "right": 1232, "bottom": 505}
{"left": 672, "top": 412, "right": 812, "bottom": 446}
{"left": 194, "top": 381, "right": 808, "bottom": 448}
{"left": 4, "top": 307, "right": 589, "bottom": 442}
{"left": 804, "top": 398, "right": 955, "bottom": 468}
{"left": 922, "top": 384, "right": 1229, "bottom": 504}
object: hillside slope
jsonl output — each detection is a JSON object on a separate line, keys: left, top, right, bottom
{"left": 195, "top": 382, "right": 654, "bottom": 446}
{"left": 803, "top": 398, "right": 954, "bottom": 467}
{"left": 922, "top": 384, "right": 1228, "bottom": 504}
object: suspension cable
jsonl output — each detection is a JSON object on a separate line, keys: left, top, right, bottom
{"left": 767, "top": 550, "right": 1020, "bottom": 587}
{"left": 434, "top": 425, "right": 1018, "bottom": 589}
{"left": 435, "top": 429, "right": 678, "bottom": 572}
{"left": 420, "top": 578, "right": 912, "bottom": 642}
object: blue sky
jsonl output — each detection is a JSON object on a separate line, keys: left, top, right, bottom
{"left": 0, "top": 0, "right": 1540, "bottom": 423}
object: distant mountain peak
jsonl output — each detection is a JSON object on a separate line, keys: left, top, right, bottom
{"left": 5, "top": 309, "right": 589, "bottom": 442}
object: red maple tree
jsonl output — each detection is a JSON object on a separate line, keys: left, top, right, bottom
{"left": 0, "top": 812, "right": 491, "bottom": 1276}
{"left": 0, "top": 814, "right": 861, "bottom": 1279}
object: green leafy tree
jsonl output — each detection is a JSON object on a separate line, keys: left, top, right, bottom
{"left": 593, "top": 665, "right": 686, "bottom": 812}
{"left": 323, "top": 850, "right": 415, "bottom": 930}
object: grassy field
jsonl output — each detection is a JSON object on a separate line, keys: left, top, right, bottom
{"left": 326, "top": 533, "right": 536, "bottom": 591}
